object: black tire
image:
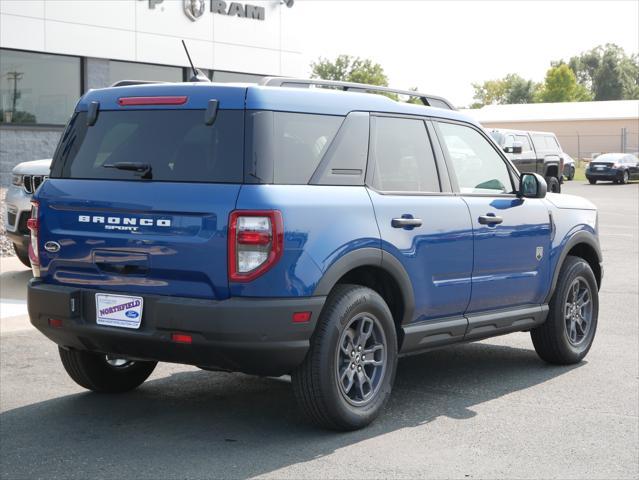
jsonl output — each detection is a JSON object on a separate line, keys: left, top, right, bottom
{"left": 545, "top": 176, "right": 561, "bottom": 193}
{"left": 13, "top": 245, "right": 31, "bottom": 268}
{"left": 620, "top": 170, "right": 629, "bottom": 184}
{"left": 292, "top": 284, "right": 398, "bottom": 431}
{"left": 59, "top": 347, "right": 157, "bottom": 393}
{"left": 588, "top": 178, "right": 597, "bottom": 185}
{"left": 531, "top": 256, "right": 598, "bottom": 365}
{"left": 567, "top": 166, "right": 575, "bottom": 181}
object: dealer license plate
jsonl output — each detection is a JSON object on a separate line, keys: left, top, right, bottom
{"left": 95, "top": 293, "right": 143, "bottom": 329}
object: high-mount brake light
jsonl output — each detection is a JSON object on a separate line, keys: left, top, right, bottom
{"left": 228, "top": 211, "right": 283, "bottom": 282}
{"left": 117, "top": 96, "right": 188, "bottom": 106}
{"left": 28, "top": 200, "right": 40, "bottom": 277}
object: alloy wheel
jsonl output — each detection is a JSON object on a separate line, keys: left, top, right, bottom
{"left": 335, "top": 313, "right": 387, "bottom": 406}
{"left": 564, "top": 277, "right": 593, "bottom": 346}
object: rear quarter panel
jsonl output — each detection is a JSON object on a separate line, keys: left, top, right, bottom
{"left": 232, "top": 185, "right": 380, "bottom": 297}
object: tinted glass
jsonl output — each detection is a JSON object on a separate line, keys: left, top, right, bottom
{"left": 516, "top": 135, "right": 533, "bottom": 151}
{"left": 0, "top": 49, "right": 80, "bottom": 125}
{"left": 438, "top": 122, "right": 513, "bottom": 194}
{"left": 53, "top": 110, "right": 244, "bottom": 183}
{"left": 246, "top": 111, "right": 343, "bottom": 184}
{"left": 545, "top": 135, "right": 560, "bottom": 150}
{"left": 109, "top": 61, "right": 183, "bottom": 85}
{"left": 371, "top": 117, "right": 440, "bottom": 192}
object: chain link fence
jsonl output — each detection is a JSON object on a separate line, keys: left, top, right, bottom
{"left": 557, "top": 129, "right": 639, "bottom": 163}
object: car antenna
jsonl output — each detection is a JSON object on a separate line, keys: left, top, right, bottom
{"left": 182, "top": 40, "right": 210, "bottom": 82}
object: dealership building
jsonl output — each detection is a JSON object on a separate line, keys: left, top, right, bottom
{"left": 0, "top": 0, "right": 304, "bottom": 184}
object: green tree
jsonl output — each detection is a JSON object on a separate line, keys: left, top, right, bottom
{"left": 311, "top": 54, "right": 390, "bottom": 87}
{"left": 566, "top": 44, "right": 639, "bottom": 100}
{"left": 537, "top": 64, "right": 592, "bottom": 103}
{"left": 471, "top": 74, "right": 540, "bottom": 107}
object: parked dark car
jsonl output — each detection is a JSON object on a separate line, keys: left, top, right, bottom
{"left": 586, "top": 153, "right": 639, "bottom": 184}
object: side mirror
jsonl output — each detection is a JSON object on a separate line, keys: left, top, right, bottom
{"left": 519, "top": 172, "right": 547, "bottom": 198}
{"left": 504, "top": 141, "right": 523, "bottom": 154}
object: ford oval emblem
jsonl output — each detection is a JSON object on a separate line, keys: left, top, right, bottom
{"left": 125, "top": 311, "right": 139, "bottom": 319}
{"left": 44, "top": 241, "right": 61, "bottom": 253}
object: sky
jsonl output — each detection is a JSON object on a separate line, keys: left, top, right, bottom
{"left": 295, "top": 0, "right": 639, "bottom": 107}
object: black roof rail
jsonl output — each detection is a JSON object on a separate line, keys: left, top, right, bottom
{"left": 259, "top": 77, "right": 455, "bottom": 110}
{"left": 110, "top": 80, "right": 168, "bottom": 87}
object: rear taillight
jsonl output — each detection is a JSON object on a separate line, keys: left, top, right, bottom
{"left": 28, "top": 200, "right": 40, "bottom": 277}
{"left": 228, "top": 210, "right": 283, "bottom": 282}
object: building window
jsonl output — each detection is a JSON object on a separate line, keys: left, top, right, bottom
{"left": 211, "top": 70, "right": 264, "bottom": 83}
{"left": 0, "top": 49, "right": 81, "bottom": 126}
{"left": 109, "top": 61, "right": 184, "bottom": 85}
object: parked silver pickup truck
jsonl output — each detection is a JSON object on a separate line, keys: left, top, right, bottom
{"left": 488, "top": 128, "right": 564, "bottom": 193}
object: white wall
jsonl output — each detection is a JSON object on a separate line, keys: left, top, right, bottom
{"left": 0, "top": 0, "right": 304, "bottom": 76}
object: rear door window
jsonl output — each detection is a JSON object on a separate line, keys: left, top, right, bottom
{"left": 52, "top": 110, "right": 244, "bottom": 183}
{"left": 369, "top": 116, "right": 440, "bottom": 192}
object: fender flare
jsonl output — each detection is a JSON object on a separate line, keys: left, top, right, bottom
{"left": 313, "top": 248, "right": 415, "bottom": 325}
{"left": 545, "top": 230, "right": 602, "bottom": 303}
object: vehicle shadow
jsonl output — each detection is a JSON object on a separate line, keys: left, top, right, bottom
{"left": 0, "top": 265, "right": 31, "bottom": 301}
{"left": 0, "top": 341, "right": 582, "bottom": 479}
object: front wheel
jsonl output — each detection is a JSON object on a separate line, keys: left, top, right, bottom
{"left": 567, "top": 166, "right": 575, "bottom": 181}
{"left": 588, "top": 178, "right": 597, "bottom": 185}
{"left": 292, "top": 285, "right": 397, "bottom": 430}
{"left": 545, "top": 176, "right": 561, "bottom": 193}
{"left": 620, "top": 170, "right": 629, "bottom": 184}
{"left": 531, "top": 256, "right": 598, "bottom": 364}
{"left": 59, "top": 347, "right": 157, "bottom": 393}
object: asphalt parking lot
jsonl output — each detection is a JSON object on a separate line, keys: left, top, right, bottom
{"left": 1, "top": 181, "right": 637, "bottom": 480}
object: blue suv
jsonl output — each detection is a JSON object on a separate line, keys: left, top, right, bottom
{"left": 27, "top": 78, "right": 603, "bottom": 430}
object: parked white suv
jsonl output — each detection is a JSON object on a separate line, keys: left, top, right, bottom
{"left": 5, "top": 159, "right": 52, "bottom": 266}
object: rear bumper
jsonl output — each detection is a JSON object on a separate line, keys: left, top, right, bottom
{"left": 28, "top": 280, "right": 325, "bottom": 376}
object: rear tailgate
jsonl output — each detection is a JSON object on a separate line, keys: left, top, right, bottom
{"left": 36, "top": 180, "right": 238, "bottom": 299}
{"left": 35, "top": 85, "right": 246, "bottom": 300}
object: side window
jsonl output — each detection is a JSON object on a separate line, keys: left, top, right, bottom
{"left": 438, "top": 122, "right": 514, "bottom": 194}
{"left": 370, "top": 117, "right": 440, "bottom": 192}
{"left": 504, "top": 135, "right": 515, "bottom": 148}
{"left": 531, "top": 134, "right": 545, "bottom": 152}
{"left": 273, "top": 112, "right": 343, "bottom": 184}
{"left": 547, "top": 135, "right": 560, "bottom": 151}
{"left": 516, "top": 135, "right": 533, "bottom": 152}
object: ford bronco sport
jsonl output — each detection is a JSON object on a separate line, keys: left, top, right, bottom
{"left": 27, "top": 78, "right": 602, "bottom": 430}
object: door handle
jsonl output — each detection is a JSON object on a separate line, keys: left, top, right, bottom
{"left": 392, "top": 217, "right": 423, "bottom": 228}
{"left": 478, "top": 214, "right": 503, "bottom": 225}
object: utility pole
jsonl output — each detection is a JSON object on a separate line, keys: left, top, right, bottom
{"left": 5, "top": 71, "right": 24, "bottom": 114}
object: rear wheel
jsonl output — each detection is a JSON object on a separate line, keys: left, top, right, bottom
{"left": 567, "top": 166, "right": 575, "bottom": 181}
{"left": 531, "top": 256, "right": 598, "bottom": 364}
{"left": 59, "top": 347, "right": 157, "bottom": 393}
{"left": 545, "top": 176, "right": 561, "bottom": 193}
{"left": 13, "top": 245, "right": 31, "bottom": 268}
{"left": 292, "top": 284, "right": 397, "bottom": 430}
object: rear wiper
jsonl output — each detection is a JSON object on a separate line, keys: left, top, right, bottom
{"left": 103, "top": 162, "right": 152, "bottom": 179}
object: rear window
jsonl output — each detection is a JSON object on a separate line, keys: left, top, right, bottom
{"left": 52, "top": 110, "right": 244, "bottom": 183}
